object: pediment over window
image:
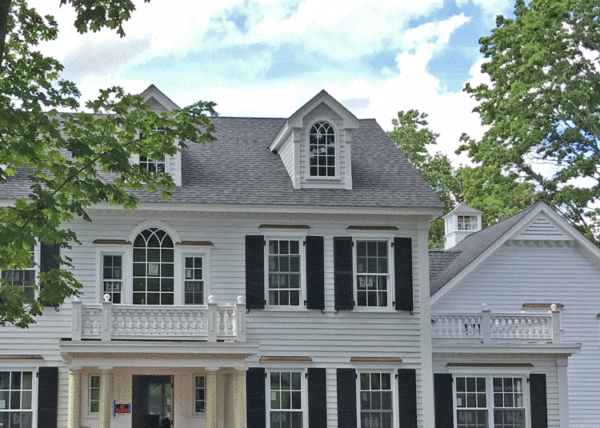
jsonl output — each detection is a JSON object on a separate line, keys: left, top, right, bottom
{"left": 270, "top": 90, "right": 360, "bottom": 190}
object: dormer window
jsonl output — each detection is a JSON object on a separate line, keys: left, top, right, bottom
{"left": 457, "top": 215, "right": 478, "bottom": 231}
{"left": 139, "top": 156, "right": 166, "bottom": 173}
{"left": 309, "top": 121, "right": 335, "bottom": 177}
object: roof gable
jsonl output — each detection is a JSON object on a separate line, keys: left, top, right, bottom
{"left": 140, "top": 84, "right": 180, "bottom": 112}
{"left": 288, "top": 90, "right": 359, "bottom": 130}
{"left": 430, "top": 201, "right": 600, "bottom": 304}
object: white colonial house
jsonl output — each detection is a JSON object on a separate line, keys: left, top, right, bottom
{"left": 0, "top": 86, "right": 445, "bottom": 428}
{"left": 430, "top": 202, "right": 599, "bottom": 428}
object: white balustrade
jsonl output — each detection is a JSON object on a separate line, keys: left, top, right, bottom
{"left": 72, "top": 295, "right": 247, "bottom": 342}
{"left": 432, "top": 304, "right": 561, "bottom": 344}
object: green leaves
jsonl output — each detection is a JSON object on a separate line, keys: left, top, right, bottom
{"left": 464, "top": 0, "right": 600, "bottom": 244}
{"left": 0, "top": 0, "right": 216, "bottom": 326}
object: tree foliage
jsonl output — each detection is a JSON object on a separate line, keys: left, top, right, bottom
{"left": 461, "top": 0, "right": 600, "bottom": 244}
{"left": 0, "top": 0, "right": 216, "bottom": 327}
{"left": 388, "top": 110, "right": 461, "bottom": 248}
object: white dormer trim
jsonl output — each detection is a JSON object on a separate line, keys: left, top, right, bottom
{"left": 133, "top": 85, "right": 183, "bottom": 186}
{"left": 270, "top": 90, "right": 359, "bottom": 190}
{"left": 140, "top": 84, "right": 180, "bottom": 112}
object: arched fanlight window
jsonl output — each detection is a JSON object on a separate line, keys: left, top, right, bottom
{"left": 309, "top": 121, "right": 335, "bottom": 177}
{"left": 133, "top": 228, "right": 174, "bottom": 305}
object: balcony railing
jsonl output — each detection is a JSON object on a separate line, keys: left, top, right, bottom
{"left": 431, "top": 304, "right": 561, "bottom": 344}
{"left": 71, "top": 295, "right": 246, "bottom": 342}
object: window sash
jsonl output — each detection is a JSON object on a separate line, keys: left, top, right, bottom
{"left": 102, "top": 255, "right": 123, "bottom": 304}
{"left": 267, "top": 370, "right": 305, "bottom": 428}
{"left": 309, "top": 121, "right": 335, "bottom": 177}
{"left": 185, "top": 257, "right": 204, "bottom": 304}
{"left": 194, "top": 376, "right": 205, "bottom": 414}
{"left": 0, "top": 371, "right": 35, "bottom": 428}
{"left": 89, "top": 375, "right": 100, "bottom": 413}
{"left": 266, "top": 239, "right": 303, "bottom": 307}
{"left": 454, "top": 376, "right": 527, "bottom": 428}
{"left": 354, "top": 240, "right": 391, "bottom": 308}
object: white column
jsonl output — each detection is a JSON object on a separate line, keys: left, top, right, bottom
{"left": 206, "top": 369, "right": 218, "bottom": 428}
{"left": 98, "top": 367, "right": 114, "bottom": 428}
{"left": 67, "top": 368, "right": 82, "bottom": 428}
{"left": 557, "top": 357, "right": 570, "bottom": 428}
{"left": 233, "top": 369, "right": 247, "bottom": 428}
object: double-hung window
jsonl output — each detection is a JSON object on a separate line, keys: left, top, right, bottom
{"left": 184, "top": 256, "right": 205, "bottom": 304}
{"left": 266, "top": 239, "right": 303, "bottom": 307}
{"left": 133, "top": 228, "right": 175, "bottom": 305}
{"left": 358, "top": 371, "right": 395, "bottom": 428}
{"left": 102, "top": 255, "right": 123, "bottom": 304}
{"left": 194, "top": 376, "right": 205, "bottom": 414}
{"left": 355, "top": 240, "right": 392, "bottom": 308}
{"left": 1, "top": 248, "right": 36, "bottom": 301}
{"left": 0, "top": 371, "right": 34, "bottom": 428}
{"left": 267, "top": 370, "right": 306, "bottom": 428}
{"left": 89, "top": 375, "right": 100, "bottom": 414}
{"left": 458, "top": 215, "right": 478, "bottom": 231}
{"left": 455, "top": 375, "right": 527, "bottom": 428}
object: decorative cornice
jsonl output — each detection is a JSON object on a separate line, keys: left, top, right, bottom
{"left": 347, "top": 226, "right": 399, "bottom": 231}
{"left": 447, "top": 362, "right": 534, "bottom": 368}
{"left": 93, "top": 239, "right": 131, "bottom": 245}
{"left": 0, "top": 355, "right": 44, "bottom": 360}
{"left": 177, "top": 241, "right": 214, "bottom": 246}
{"left": 259, "top": 225, "right": 311, "bottom": 230}
{"left": 260, "top": 356, "right": 313, "bottom": 363}
{"left": 350, "top": 357, "right": 403, "bottom": 363}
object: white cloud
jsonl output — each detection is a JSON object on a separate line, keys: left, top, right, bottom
{"left": 455, "top": 0, "right": 513, "bottom": 18}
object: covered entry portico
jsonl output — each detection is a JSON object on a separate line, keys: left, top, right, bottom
{"left": 60, "top": 341, "right": 258, "bottom": 428}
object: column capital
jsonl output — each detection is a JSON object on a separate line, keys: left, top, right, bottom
{"left": 205, "top": 366, "right": 220, "bottom": 373}
{"left": 68, "top": 367, "right": 83, "bottom": 373}
{"left": 98, "top": 366, "right": 114, "bottom": 372}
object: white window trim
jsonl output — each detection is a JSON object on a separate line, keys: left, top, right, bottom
{"left": 192, "top": 373, "right": 207, "bottom": 416}
{"left": 1, "top": 244, "right": 40, "bottom": 303}
{"left": 263, "top": 235, "right": 307, "bottom": 311}
{"left": 449, "top": 369, "right": 531, "bottom": 428}
{"left": 86, "top": 373, "right": 100, "bottom": 417}
{"left": 265, "top": 368, "right": 308, "bottom": 428}
{"left": 355, "top": 369, "right": 398, "bottom": 428}
{"left": 305, "top": 118, "right": 341, "bottom": 181}
{"left": 351, "top": 237, "right": 395, "bottom": 312}
{"left": 0, "top": 368, "right": 39, "bottom": 428}
{"left": 181, "top": 248, "right": 211, "bottom": 305}
{"left": 97, "top": 248, "right": 130, "bottom": 304}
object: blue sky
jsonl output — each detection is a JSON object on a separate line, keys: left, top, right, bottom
{"left": 31, "top": 0, "right": 516, "bottom": 162}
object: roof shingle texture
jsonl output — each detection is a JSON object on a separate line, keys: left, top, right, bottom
{"left": 1, "top": 117, "right": 443, "bottom": 210}
{"left": 429, "top": 203, "right": 540, "bottom": 296}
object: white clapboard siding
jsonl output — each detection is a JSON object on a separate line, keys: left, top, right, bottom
{"left": 279, "top": 135, "right": 295, "bottom": 180}
{"left": 513, "top": 214, "right": 569, "bottom": 240}
{"left": 433, "top": 242, "right": 600, "bottom": 428}
{"left": 1, "top": 210, "right": 427, "bottom": 428}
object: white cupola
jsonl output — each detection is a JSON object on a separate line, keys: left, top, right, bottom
{"left": 443, "top": 202, "right": 482, "bottom": 250}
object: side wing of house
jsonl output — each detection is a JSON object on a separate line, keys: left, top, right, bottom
{"left": 431, "top": 203, "right": 598, "bottom": 428}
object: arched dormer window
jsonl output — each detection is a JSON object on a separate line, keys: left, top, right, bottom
{"left": 309, "top": 121, "right": 335, "bottom": 177}
{"left": 133, "top": 228, "right": 174, "bottom": 305}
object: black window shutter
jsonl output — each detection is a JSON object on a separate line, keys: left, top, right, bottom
{"left": 530, "top": 374, "right": 548, "bottom": 428}
{"left": 39, "top": 243, "right": 60, "bottom": 307}
{"left": 337, "top": 368, "right": 357, "bottom": 428}
{"left": 398, "top": 369, "right": 417, "bottom": 428}
{"left": 394, "top": 238, "right": 413, "bottom": 312}
{"left": 37, "top": 367, "right": 58, "bottom": 428}
{"left": 308, "top": 368, "right": 327, "bottom": 428}
{"left": 247, "top": 367, "right": 266, "bottom": 428}
{"left": 245, "top": 235, "right": 265, "bottom": 309}
{"left": 306, "top": 236, "right": 325, "bottom": 310}
{"left": 334, "top": 237, "right": 353, "bottom": 310}
{"left": 434, "top": 374, "right": 454, "bottom": 428}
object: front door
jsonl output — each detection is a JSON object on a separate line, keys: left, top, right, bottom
{"left": 132, "top": 375, "right": 173, "bottom": 428}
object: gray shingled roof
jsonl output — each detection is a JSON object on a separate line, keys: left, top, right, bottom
{"left": 0, "top": 116, "right": 443, "bottom": 210}
{"left": 429, "top": 202, "right": 541, "bottom": 296}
